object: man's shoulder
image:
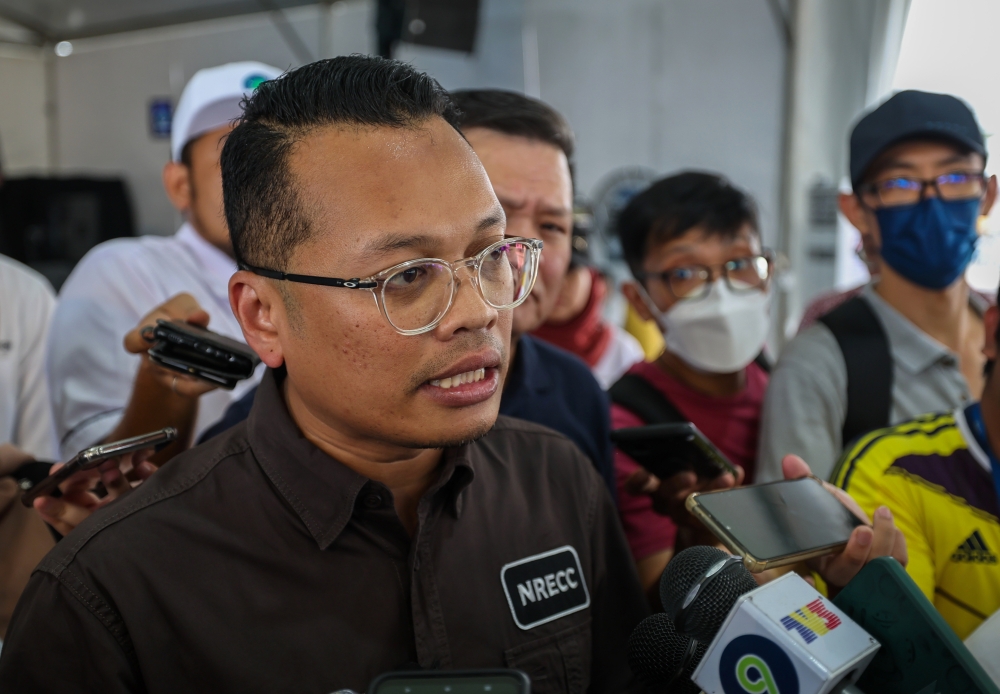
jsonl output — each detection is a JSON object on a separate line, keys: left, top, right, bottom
{"left": 35, "top": 425, "right": 253, "bottom": 578}
{"left": 777, "top": 321, "right": 843, "bottom": 369}
{"left": 835, "top": 411, "right": 961, "bottom": 486}
{"left": 59, "top": 235, "right": 187, "bottom": 295}
{"left": 0, "top": 254, "right": 55, "bottom": 300}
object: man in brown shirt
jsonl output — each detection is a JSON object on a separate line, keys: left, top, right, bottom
{"left": 0, "top": 56, "right": 648, "bottom": 692}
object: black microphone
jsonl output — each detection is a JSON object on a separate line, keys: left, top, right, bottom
{"left": 648, "top": 546, "right": 880, "bottom": 694}
{"left": 659, "top": 545, "right": 757, "bottom": 643}
{"left": 627, "top": 613, "right": 706, "bottom": 694}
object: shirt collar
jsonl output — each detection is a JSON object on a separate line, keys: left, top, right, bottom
{"left": 956, "top": 404, "right": 994, "bottom": 475}
{"left": 247, "top": 369, "right": 475, "bottom": 549}
{"left": 175, "top": 223, "right": 237, "bottom": 288}
{"left": 861, "top": 283, "right": 958, "bottom": 375}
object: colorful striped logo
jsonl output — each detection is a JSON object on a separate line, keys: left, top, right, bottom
{"left": 779, "top": 599, "right": 841, "bottom": 644}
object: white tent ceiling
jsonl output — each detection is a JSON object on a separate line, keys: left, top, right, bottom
{"left": 0, "top": 0, "right": 319, "bottom": 42}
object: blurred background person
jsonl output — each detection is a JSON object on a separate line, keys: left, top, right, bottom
{"left": 759, "top": 91, "right": 997, "bottom": 482}
{"left": 0, "top": 253, "right": 58, "bottom": 645}
{"left": 45, "top": 62, "right": 280, "bottom": 461}
{"left": 833, "top": 278, "right": 1000, "bottom": 641}
{"left": 610, "top": 171, "right": 772, "bottom": 597}
{"left": 532, "top": 221, "right": 644, "bottom": 389}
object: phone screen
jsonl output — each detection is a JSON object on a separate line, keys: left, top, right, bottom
{"left": 693, "top": 477, "right": 866, "bottom": 562}
{"left": 372, "top": 674, "right": 526, "bottom": 694}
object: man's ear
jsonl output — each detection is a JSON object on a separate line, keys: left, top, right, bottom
{"left": 980, "top": 174, "right": 998, "bottom": 217}
{"left": 621, "top": 281, "right": 657, "bottom": 323}
{"left": 163, "top": 161, "right": 192, "bottom": 214}
{"left": 839, "top": 191, "right": 880, "bottom": 251}
{"left": 984, "top": 305, "right": 1000, "bottom": 363}
{"left": 230, "top": 271, "right": 285, "bottom": 369}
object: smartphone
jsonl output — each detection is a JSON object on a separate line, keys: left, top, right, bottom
{"left": 20, "top": 428, "right": 177, "bottom": 507}
{"left": 610, "top": 422, "right": 738, "bottom": 480}
{"left": 368, "top": 670, "right": 531, "bottom": 694}
{"left": 686, "top": 477, "right": 867, "bottom": 572}
{"left": 146, "top": 320, "right": 260, "bottom": 390}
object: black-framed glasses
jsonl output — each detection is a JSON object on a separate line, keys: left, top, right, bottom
{"left": 241, "top": 237, "right": 543, "bottom": 335}
{"left": 639, "top": 253, "right": 772, "bottom": 301}
{"left": 859, "top": 172, "right": 986, "bottom": 209}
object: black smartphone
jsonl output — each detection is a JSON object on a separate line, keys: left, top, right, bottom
{"left": 369, "top": 670, "right": 531, "bottom": 694}
{"left": 610, "top": 422, "right": 738, "bottom": 480}
{"left": 687, "top": 477, "right": 868, "bottom": 572}
{"left": 20, "top": 428, "right": 177, "bottom": 507}
{"left": 146, "top": 320, "right": 260, "bottom": 390}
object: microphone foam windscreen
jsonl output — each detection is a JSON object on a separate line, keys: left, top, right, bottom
{"left": 627, "top": 613, "right": 706, "bottom": 694}
{"left": 660, "top": 545, "right": 757, "bottom": 644}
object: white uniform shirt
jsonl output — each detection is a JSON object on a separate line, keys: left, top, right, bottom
{"left": 47, "top": 224, "right": 261, "bottom": 458}
{"left": 0, "top": 255, "right": 58, "bottom": 460}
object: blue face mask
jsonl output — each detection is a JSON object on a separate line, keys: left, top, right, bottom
{"left": 874, "top": 197, "right": 981, "bottom": 290}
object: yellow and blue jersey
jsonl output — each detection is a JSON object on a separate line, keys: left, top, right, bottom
{"left": 833, "top": 407, "right": 1000, "bottom": 640}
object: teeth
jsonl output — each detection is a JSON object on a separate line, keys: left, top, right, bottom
{"left": 430, "top": 368, "right": 487, "bottom": 389}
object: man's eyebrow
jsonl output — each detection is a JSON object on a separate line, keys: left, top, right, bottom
{"left": 360, "top": 233, "right": 436, "bottom": 257}
{"left": 477, "top": 210, "right": 505, "bottom": 232}
{"left": 359, "top": 212, "right": 504, "bottom": 258}
{"left": 879, "top": 153, "right": 980, "bottom": 173}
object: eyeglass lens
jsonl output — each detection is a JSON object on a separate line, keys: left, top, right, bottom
{"left": 873, "top": 174, "right": 984, "bottom": 207}
{"left": 381, "top": 240, "right": 535, "bottom": 332}
{"left": 667, "top": 256, "right": 770, "bottom": 299}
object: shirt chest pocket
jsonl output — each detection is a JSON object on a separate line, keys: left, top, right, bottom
{"left": 503, "top": 620, "right": 591, "bottom": 694}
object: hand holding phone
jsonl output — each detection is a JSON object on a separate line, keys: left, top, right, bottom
{"left": 612, "top": 423, "right": 744, "bottom": 531}
{"left": 145, "top": 320, "right": 260, "bottom": 390}
{"left": 125, "top": 293, "right": 221, "bottom": 398}
{"left": 21, "top": 428, "right": 177, "bottom": 508}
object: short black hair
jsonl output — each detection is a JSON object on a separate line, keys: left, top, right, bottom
{"left": 450, "top": 89, "right": 574, "bottom": 181}
{"left": 618, "top": 171, "right": 759, "bottom": 279}
{"left": 222, "top": 55, "right": 459, "bottom": 270}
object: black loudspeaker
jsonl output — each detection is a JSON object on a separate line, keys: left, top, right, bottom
{"left": 403, "top": 0, "right": 480, "bottom": 53}
{"left": 0, "top": 177, "right": 134, "bottom": 290}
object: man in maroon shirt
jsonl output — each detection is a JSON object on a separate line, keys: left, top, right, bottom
{"left": 612, "top": 172, "right": 772, "bottom": 599}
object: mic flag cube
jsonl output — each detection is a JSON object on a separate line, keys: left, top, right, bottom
{"left": 692, "top": 572, "right": 880, "bottom": 694}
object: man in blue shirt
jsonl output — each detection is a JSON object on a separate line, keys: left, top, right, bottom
{"left": 201, "top": 90, "right": 615, "bottom": 501}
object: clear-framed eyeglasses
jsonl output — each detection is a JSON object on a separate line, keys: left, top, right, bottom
{"left": 858, "top": 172, "right": 987, "bottom": 209}
{"left": 639, "top": 252, "right": 773, "bottom": 301}
{"left": 241, "top": 237, "right": 543, "bottom": 335}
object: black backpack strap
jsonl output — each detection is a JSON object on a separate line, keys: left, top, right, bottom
{"left": 753, "top": 352, "right": 772, "bottom": 374}
{"left": 817, "top": 296, "right": 893, "bottom": 447}
{"left": 608, "top": 373, "right": 686, "bottom": 424}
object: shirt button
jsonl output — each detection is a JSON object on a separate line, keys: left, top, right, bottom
{"left": 363, "top": 493, "right": 383, "bottom": 509}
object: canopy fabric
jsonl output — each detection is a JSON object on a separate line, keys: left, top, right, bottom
{"left": 0, "top": 0, "right": 318, "bottom": 42}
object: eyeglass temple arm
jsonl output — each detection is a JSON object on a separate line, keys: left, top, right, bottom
{"left": 240, "top": 263, "right": 378, "bottom": 289}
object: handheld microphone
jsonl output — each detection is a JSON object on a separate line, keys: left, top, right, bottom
{"left": 627, "top": 613, "right": 706, "bottom": 694}
{"left": 657, "top": 547, "right": 880, "bottom": 694}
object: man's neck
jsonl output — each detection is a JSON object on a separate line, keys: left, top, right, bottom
{"left": 874, "top": 268, "right": 973, "bottom": 353}
{"left": 283, "top": 377, "right": 442, "bottom": 536}
{"left": 979, "top": 378, "right": 1000, "bottom": 463}
{"left": 656, "top": 349, "right": 746, "bottom": 397}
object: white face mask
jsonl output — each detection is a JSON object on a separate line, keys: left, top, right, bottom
{"left": 640, "top": 280, "right": 771, "bottom": 373}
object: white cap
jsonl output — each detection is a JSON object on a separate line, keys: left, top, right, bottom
{"left": 171, "top": 61, "right": 283, "bottom": 162}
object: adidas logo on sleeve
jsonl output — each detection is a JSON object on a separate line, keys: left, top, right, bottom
{"left": 952, "top": 530, "right": 998, "bottom": 564}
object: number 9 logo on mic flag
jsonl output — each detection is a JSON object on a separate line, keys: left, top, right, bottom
{"left": 719, "top": 635, "right": 799, "bottom": 694}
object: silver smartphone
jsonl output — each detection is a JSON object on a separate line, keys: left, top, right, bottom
{"left": 20, "top": 428, "right": 177, "bottom": 507}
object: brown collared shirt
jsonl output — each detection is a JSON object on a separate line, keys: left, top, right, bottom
{"left": 0, "top": 369, "right": 648, "bottom": 693}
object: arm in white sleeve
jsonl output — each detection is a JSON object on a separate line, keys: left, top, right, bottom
{"left": 14, "top": 278, "right": 58, "bottom": 460}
